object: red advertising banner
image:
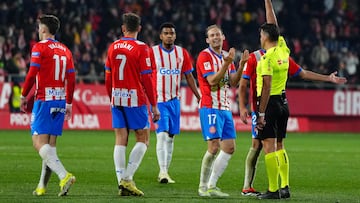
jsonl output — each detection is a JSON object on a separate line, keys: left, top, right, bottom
{"left": 287, "top": 89, "right": 360, "bottom": 116}
{"left": 0, "top": 83, "right": 359, "bottom": 132}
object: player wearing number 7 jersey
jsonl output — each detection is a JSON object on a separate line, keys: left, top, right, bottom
{"left": 20, "top": 14, "right": 76, "bottom": 197}
{"left": 105, "top": 12, "right": 160, "bottom": 196}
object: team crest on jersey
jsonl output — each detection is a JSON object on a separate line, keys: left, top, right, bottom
{"left": 203, "top": 62, "right": 211, "bottom": 70}
{"left": 176, "top": 57, "right": 183, "bottom": 64}
{"left": 146, "top": 57, "right": 151, "bottom": 67}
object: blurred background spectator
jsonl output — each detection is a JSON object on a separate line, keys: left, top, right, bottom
{"left": 8, "top": 81, "right": 22, "bottom": 113}
{"left": 0, "top": 0, "right": 359, "bottom": 88}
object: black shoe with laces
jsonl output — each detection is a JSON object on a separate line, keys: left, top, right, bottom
{"left": 257, "top": 190, "right": 280, "bottom": 199}
{"left": 280, "top": 186, "right": 290, "bottom": 198}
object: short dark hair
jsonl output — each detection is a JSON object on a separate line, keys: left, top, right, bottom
{"left": 260, "top": 23, "right": 279, "bottom": 42}
{"left": 38, "top": 14, "right": 60, "bottom": 35}
{"left": 122, "top": 13, "right": 141, "bottom": 32}
{"left": 159, "top": 22, "right": 176, "bottom": 33}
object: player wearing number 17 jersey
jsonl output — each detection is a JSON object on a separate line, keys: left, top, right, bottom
{"left": 20, "top": 14, "right": 76, "bottom": 197}
{"left": 196, "top": 25, "right": 248, "bottom": 197}
{"left": 104, "top": 12, "right": 160, "bottom": 197}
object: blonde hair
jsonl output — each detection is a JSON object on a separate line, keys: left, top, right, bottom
{"left": 205, "top": 24, "right": 222, "bottom": 37}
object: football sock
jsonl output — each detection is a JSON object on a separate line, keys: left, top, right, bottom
{"left": 277, "top": 149, "right": 289, "bottom": 188}
{"left": 39, "top": 144, "right": 67, "bottom": 180}
{"left": 37, "top": 160, "right": 52, "bottom": 188}
{"left": 50, "top": 146, "right": 67, "bottom": 180}
{"left": 123, "top": 142, "right": 147, "bottom": 181}
{"left": 243, "top": 147, "right": 260, "bottom": 189}
{"left": 199, "top": 150, "right": 216, "bottom": 188}
{"left": 165, "top": 135, "right": 174, "bottom": 172}
{"left": 114, "top": 145, "right": 126, "bottom": 183}
{"left": 264, "top": 152, "right": 280, "bottom": 192}
{"left": 156, "top": 132, "right": 167, "bottom": 173}
{"left": 207, "top": 150, "right": 231, "bottom": 189}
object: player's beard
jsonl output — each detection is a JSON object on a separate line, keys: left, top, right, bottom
{"left": 163, "top": 42, "right": 174, "bottom": 50}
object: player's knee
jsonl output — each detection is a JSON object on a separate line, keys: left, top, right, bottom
{"left": 208, "top": 139, "right": 220, "bottom": 154}
{"left": 224, "top": 146, "right": 235, "bottom": 154}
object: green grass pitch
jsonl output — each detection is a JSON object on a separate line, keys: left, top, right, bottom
{"left": 0, "top": 130, "right": 359, "bottom": 203}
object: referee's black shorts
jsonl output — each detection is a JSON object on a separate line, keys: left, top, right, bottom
{"left": 257, "top": 94, "right": 289, "bottom": 140}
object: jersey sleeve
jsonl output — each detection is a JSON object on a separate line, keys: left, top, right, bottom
{"left": 65, "top": 50, "right": 76, "bottom": 104}
{"left": 259, "top": 54, "right": 273, "bottom": 76}
{"left": 140, "top": 44, "right": 157, "bottom": 106}
{"left": 278, "top": 36, "right": 290, "bottom": 55}
{"left": 104, "top": 46, "right": 113, "bottom": 99}
{"left": 229, "top": 62, "right": 236, "bottom": 74}
{"left": 181, "top": 48, "right": 194, "bottom": 75}
{"left": 139, "top": 44, "right": 152, "bottom": 74}
{"left": 288, "top": 57, "right": 302, "bottom": 77}
{"left": 196, "top": 52, "right": 214, "bottom": 78}
{"left": 242, "top": 53, "right": 256, "bottom": 80}
{"left": 22, "top": 44, "right": 41, "bottom": 97}
{"left": 148, "top": 47, "right": 158, "bottom": 101}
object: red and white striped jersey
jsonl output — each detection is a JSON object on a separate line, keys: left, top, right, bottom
{"left": 241, "top": 49, "right": 265, "bottom": 112}
{"left": 196, "top": 48, "right": 236, "bottom": 110}
{"left": 151, "top": 44, "right": 193, "bottom": 103}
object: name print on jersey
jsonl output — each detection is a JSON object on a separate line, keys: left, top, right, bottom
{"left": 114, "top": 42, "right": 134, "bottom": 51}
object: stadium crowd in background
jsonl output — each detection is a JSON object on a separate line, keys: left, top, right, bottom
{"left": 0, "top": 0, "right": 359, "bottom": 86}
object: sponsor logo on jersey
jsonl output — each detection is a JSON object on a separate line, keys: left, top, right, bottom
{"left": 159, "top": 68, "right": 180, "bottom": 75}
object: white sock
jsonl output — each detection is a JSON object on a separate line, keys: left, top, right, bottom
{"left": 39, "top": 144, "right": 67, "bottom": 180}
{"left": 243, "top": 147, "right": 260, "bottom": 189}
{"left": 156, "top": 132, "right": 167, "bottom": 174}
{"left": 165, "top": 135, "right": 174, "bottom": 172}
{"left": 123, "top": 142, "right": 147, "bottom": 181}
{"left": 207, "top": 150, "right": 232, "bottom": 189}
{"left": 37, "top": 160, "right": 52, "bottom": 188}
{"left": 199, "top": 151, "right": 216, "bottom": 188}
{"left": 114, "top": 145, "right": 126, "bottom": 184}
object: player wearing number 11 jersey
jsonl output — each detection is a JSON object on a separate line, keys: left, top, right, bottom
{"left": 105, "top": 12, "right": 160, "bottom": 196}
{"left": 20, "top": 14, "right": 76, "bottom": 197}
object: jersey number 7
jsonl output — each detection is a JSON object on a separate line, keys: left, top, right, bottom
{"left": 116, "top": 54, "right": 127, "bottom": 80}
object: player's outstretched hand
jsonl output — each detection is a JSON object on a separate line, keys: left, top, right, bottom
{"left": 329, "top": 71, "right": 347, "bottom": 84}
{"left": 239, "top": 49, "right": 249, "bottom": 68}
{"left": 224, "top": 48, "right": 235, "bottom": 64}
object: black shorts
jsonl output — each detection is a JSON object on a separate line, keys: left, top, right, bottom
{"left": 257, "top": 94, "right": 289, "bottom": 140}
